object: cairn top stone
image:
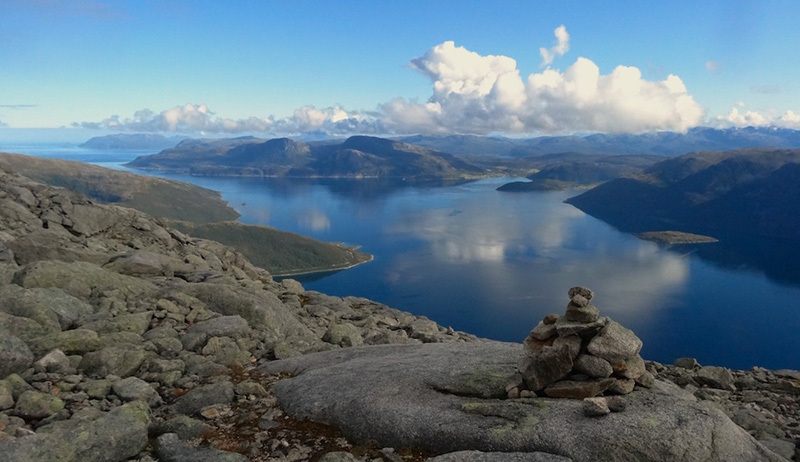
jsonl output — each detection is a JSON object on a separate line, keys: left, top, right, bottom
{"left": 568, "top": 286, "right": 594, "bottom": 301}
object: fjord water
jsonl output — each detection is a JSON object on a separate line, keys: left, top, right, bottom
{"left": 6, "top": 144, "right": 800, "bottom": 370}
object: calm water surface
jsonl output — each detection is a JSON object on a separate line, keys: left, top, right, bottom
{"left": 5, "top": 144, "right": 800, "bottom": 370}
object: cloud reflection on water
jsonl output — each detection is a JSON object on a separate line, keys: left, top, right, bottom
{"left": 384, "top": 190, "right": 690, "bottom": 334}
{"left": 295, "top": 209, "right": 331, "bottom": 231}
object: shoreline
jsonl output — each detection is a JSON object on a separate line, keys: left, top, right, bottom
{"left": 271, "top": 253, "right": 375, "bottom": 278}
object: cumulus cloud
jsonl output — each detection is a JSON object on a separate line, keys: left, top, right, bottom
{"left": 74, "top": 103, "right": 384, "bottom": 135}
{"left": 384, "top": 40, "right": 705, "bottom": 134}
{"left": 716, "top": 105, "right": 800, "bottom": 129}
{"left": 780, "top": 110, "right": 800, "bottom": 127}
{"left": 540, "top": 25, "right": 570, "bottom": 67}
{"left": 719, "top": 107, "right": 770, "bottom": 127}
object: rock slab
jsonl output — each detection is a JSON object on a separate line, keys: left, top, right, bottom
{"left": 263, "top": 341, "right": 783, "bottom": 462}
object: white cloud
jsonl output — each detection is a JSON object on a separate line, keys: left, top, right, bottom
{"left": 716, "top": 106, "right": 800, "bottom": 129}
{"left": 75, "top": 103, "right": 384, "bottom": 135}
{"left": 385, "top": 41, "right": 705, "bottom": 135}
{"left": 779, "top": 110, "right": 800, "bottom": 128}
{"left": 719, "top": 107, "right": 770, "bottom": 127}
{"left": 540, "top": 25, "right": 570, "bottom": 67}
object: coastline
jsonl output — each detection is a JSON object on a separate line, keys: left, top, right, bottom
{"left": 271, "top": 252, "right": 375, "bottom": 278}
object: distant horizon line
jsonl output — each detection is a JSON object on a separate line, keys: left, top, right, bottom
{"left": 1, "top": 124, "right": 797, "bottom": 145}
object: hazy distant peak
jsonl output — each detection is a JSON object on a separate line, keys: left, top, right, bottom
{"left": 80, "top": 133, "right": 186, "bottom": 150}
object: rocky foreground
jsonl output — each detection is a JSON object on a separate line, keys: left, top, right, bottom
{"left": 0, "top": 165, "right": 798, "bottom": 461}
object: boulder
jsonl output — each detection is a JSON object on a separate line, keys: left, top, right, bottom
{"left": 0, "top": 379, "right": 15, "bottom": 410}
{"left": 527, "top": 321, "right": 557, "bottom": 341}
{"left": 28, "top": 328, "right": 100, "bottom": 356}
{"left": 111, "top": 376, "right": 162, "bottom": 407}
{"left": 564, "top": 303, "right": 599, "bottom": 324}
{"left": 181, "top": 283, "right": 314, "bottom": 342}
{"left": 33, "top": 349, "right": 72, "bottom": 373}
{"left": 0, "top": 285, "right": 65, "bottom": 331}
{"left": 66, "top": 203, "right": 121, "bottom": 237}
{"left": 573, "top": 354, "right": 613, "bottom": 378}
{"left": 264, "top": 342, "right": 783, "bottom": 462}
{"left": 674, "top": 357, "right": 700, "bottom": 370}
{"left": 14, "top": 390, "right": 65, "bottom": 419}
{"left": 186, "top": 315, "right": 251, "bottom": 338}
{"left": 0, "top": 326, "right": 34, "bottom": 378}
{"left": 78, "top": 346, "right": 150, "bottom": 378}
{"left": 323, "top": 322, "right": 364, "bottom": 347}
{"left": 200, "top": 336, "right": 251, "bottom": 367}
{"left": 583, "top": 397, "right": 611, "bottom": 417}
{"left": 171, "top": 380, "right": 234, "bottom": 416}
{"left": 149, "top": 415, "right": 212, "bottom": 440}
{"left": 155, "top": 433, "right": 249, "bottom": 462}
{"left": 82, "top": 312, "right": 153, "bottom": 336}
{"left": 520, "top": 344, "right": 573, "bottom": 391}
{"left": 5, "top": 229, "right": 110, "bottom": 266}
{"left": 695, "top": 366, "right": 735, "bottom": 391}
{"left": 13, "top": 260, "right": 157, "bottom": 300}
{"left": 103, "top": 250, "right": 177, "bottom": 276}
{"left": 0, "top": 399, "right": 149, "bottom": 462}
{"left": 586, "top": 320, "right": 642, "bottom": 364}
{"left": 554, "top": 317, "right": 607, "bottom": 338}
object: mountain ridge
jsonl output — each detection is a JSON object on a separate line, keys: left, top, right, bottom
{"left": 127, "top": 135, "right": 486, "bottom": 180}
{"left": 565, "top": 147, "right": 800, "bottom": 241}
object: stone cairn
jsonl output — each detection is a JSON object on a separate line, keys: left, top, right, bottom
{"left": 507, "top": 286, "right": 656, "bottom": 416}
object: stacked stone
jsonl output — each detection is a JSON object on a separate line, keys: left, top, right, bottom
{"left": 510, "top": 286, "right": 655, "bottom": 401}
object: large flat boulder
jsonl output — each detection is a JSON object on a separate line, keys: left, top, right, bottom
{"left": 262, "top": 341, "right": 783, "bottom": 462}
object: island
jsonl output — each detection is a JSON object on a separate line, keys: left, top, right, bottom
{"left": 126, "top": 135, "right": 487, "bottom": 181}
{"left": 635, "top": 231, "right": 718, "bottom": 244}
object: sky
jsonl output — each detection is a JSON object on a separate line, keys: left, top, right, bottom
{"left": 1, "top": 0, "right": 799, "bottom": 141}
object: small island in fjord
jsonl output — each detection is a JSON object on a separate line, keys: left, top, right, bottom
{"left": 635, "top": 231, "right": 718, "bottom": 245}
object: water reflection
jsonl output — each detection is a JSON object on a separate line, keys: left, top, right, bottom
{"left": 296, "top": 209, "right": 331, "bottom": 231}
{"left": 378, "top": 186, "right": 691, "bottom": 345}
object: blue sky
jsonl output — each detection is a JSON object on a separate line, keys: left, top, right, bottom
{"left": 1, "top": 0, "right": 799, "bottom": 139}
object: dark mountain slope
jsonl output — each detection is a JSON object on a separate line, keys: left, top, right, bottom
{"left": 498, "top": 154, "right": 662, "bottom": 191}
{"left": 566, "top": 148, "right": 800, "bottom": 240}
{"left": 126, "top": 136, "right": 265, "bottom": 171}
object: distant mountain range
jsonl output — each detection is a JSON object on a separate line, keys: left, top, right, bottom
{"left": 80, "top": 133, "right": 186, "bottom": 150}
{"left": 126, "top": 135, "right": 486, "bottom": 180}
{"left": 95, "top": 126, "right": 800, "bottom": 183}
{"left": 565, "top": 148, "right": 800, "bottom": 241}
{"left": 399, "top": 126, "right": 800, "bottom": 158}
